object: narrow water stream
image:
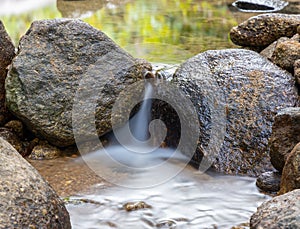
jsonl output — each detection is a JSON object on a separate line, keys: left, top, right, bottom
{"left": 65, "top": 81, "right": 270, "bottom": 228}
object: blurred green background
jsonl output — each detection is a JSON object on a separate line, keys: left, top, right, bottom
{"left": 1, "top": 0, "right": 241, "bottom": 63}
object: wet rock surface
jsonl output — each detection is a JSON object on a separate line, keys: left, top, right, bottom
{"left": 279, "top": 142, "right": 300, "bottom": 194}
{"left": 0, "top": 21, "right": 15, "bottom": 126}
{"left": 230, "top": 14, "right": 300, "bottom": 48}
{"left": 256, "top": 171, "right": 281, "bottom": 193}
{"left": 0, "top": 137, "right": 71, "bottom": 228}
{"left": 5, "top": 19, "right": 151, "bottom": 147}
{"left": 250, "top": 189, "right": 300, "bottom": 229}
{"left": 269, "top": 107, "right": 300, "bottom": 172}
{"left": 172, "top": 49, "right": 298, "bottom": 176}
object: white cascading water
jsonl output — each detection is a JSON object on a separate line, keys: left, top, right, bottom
{"left": 71, "top": 82, "right": 269, "bottom": 229}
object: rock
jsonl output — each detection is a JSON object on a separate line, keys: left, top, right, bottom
{"left": 230, "top": 14, "right": 300, "bottom": 48}
{"left": 0, "top": 127, "right": 23, "bottom": 153}
{"left": 260, "top": 34, "right": 300, "bottom": 73}
{"left": 0, "top": 137, "right": 71, "bottom": 228}
{"left": 28, "top": 141, "right": 62, "bottom": 160}
{"left": 151, "top": 63, "right": 179, "bottom": 79}
{"left": 4, "top": 119, "right": 24, "bottom": 139}
{"left": 172, "top": 49, "right": 298, "bottom": 176}
{"left": 57, "top": 0, "right": 105, "bottom": 18}
{"left": 294, "top": 59, "right": 300, "bottom": 84}
{"left": 271, "top": 36, "right": 300, "bottom": 72}
{"left": 250, "top": 189, "right": 300, "bottom": 229}
{"left": 0, "top": 21, "right": 15, "bottom": 126}
{"left": 256, "top": 171, "right": 281, "bottom": 193}
{"left": 260, "top": 37, "right": 289, "bottom": 60}
{"left": 279, "top": 143, "right": 300, "bottom": 194}
{"left": 269, "top": 107, "right": 300, "bottom": 172}
{"left": 5, "top": 19, "right": 151, "bottom": 147}
{"left": 232, "top": 0, "right": 288, "bottom": 13}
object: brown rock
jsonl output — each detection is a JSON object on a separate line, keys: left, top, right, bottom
{"left": 230, "top": 13, "right": 300, "bottom": 48}
{"left": 272, "top": 38, "right": 300, "bottom": 72}
{"left": 28, "top": 141, "right": 62, "bottom": 160}
{"left": 294, "top": 59, "right": 300, "bottom": 84}
{"left": 279, "top": 143, "right": 300, "bottom": 194}
{"left": 0, "top": 21, "right": 15, "bottom": 125}
{"left": 0, "top": 137, "right": 71, "bottom": 228}
{"left": 269, "top": 107, "right": 300, "bottom": 172}
{"left": 0, "top": 127, "right": 23, "bottom": 153}
{"left": 4, "top": 119, "right": 24, "bottom": 139}
{"left": 250, "top": 189, "right": 300, "bottom": 229}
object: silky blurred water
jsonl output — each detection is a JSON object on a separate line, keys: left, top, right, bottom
{"left": 66, "top": 166, "right": 269, "bottom": 229}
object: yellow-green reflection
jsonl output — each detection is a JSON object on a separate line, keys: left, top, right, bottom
{"left": 1, "top": 0, "right": 238, "bottom": 63}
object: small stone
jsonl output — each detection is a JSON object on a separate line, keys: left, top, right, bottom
{"left": 123, "top": 201, "right": 152, "bottom": 211}
{"left": 4, "top": 120, "right": 24, "bottom": 139}
{"left": 256, "top": 171, "right": 281, "bottom": 193}
{"left": 29, "top": 141, "right": 61, "bottom": 160}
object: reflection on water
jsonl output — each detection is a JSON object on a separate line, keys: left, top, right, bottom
{"left": 1, "top": 0, "right": 239, "bottom": 63}
{"left": 66, "top": 165, "right": 269, "bottom": 229}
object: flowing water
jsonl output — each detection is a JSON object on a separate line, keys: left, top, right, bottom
{"left": 1, "top": 0, "right": 281, "bottom": 228}
{"left": 65, "top": 82, "right": 270, "bottom": 228}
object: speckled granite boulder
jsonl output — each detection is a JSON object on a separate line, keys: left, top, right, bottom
{"left": 269, "top": 107, "right": 300, "bottom": 172}
{"left": 172, "top": 49, "right": 298, "bottom": 176}
{"left": 5, "top": 19, "right": 150, "bottom": 147}
{"left": 0, "top": 137, "right": 71, "bottom": 228}
{"left": 0, "top": 21, "right": 15, "bottom": 126}
{"left": 279, "top": 143, "right": 300, "bottom": 194}
{"left": 250, "top": 189, "right": 300, "bottom": 229}
{"left": 230, "top": 14, "right": 300, "bottom": 48}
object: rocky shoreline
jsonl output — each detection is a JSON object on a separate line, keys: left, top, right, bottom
{"left": 0, "top": 12, "right": 300, "bottom": 229}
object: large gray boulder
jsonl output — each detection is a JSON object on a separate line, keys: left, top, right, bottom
{"left": 230, "top": 14, "right": 300, "bottom": 48}
{"left": 0, "top": 137, "right": 71, "bottom": 228}
{"left": 0, "top": 21, "right": 15, "bottom": 126}
{"left": 269, "top": 107, "right": 300, "bottom": 172}
{"left": 250, "top": 189, "right": 300, "bottom": 229}
{"left": 5, "top": 19, "right": 150, "bottom": 147}
{"left": 171, "top": 49, "right": 298, "bottom": 176}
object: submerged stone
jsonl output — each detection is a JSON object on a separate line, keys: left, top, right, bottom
{"left": 171, "top": 49, "right": 298, "bottom": 176}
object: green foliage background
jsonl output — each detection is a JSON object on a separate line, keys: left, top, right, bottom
{"left": 1, "top": 0, "right": 238, "bottom": 63}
